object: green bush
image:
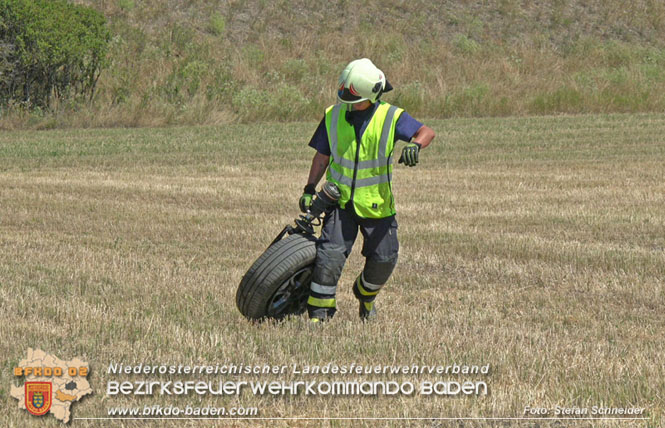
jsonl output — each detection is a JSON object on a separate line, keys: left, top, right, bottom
{"left": 453, "top": 34, "right": 481, "bottom": 55}
{"left": 162, "top": 59, "right": 209, "bottom": 105}
{"left": 0, "top": 0, "right": 110, "bottom": 109}
{"left": 207, "top": 13, "right": 226, "bottom": 36}
{"left": 232, "top": 87, "right": 269, "bottom": 122}
{"left": 117, "top": 0, "right": 135, "bottom": 12}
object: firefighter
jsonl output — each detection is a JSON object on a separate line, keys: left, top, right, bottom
{"left": 300, "top": 58, "right": 435, "bottom": 322}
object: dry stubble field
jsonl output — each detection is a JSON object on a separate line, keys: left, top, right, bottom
{"left": 1, "top": 114, "right": 663, "bottom": 428}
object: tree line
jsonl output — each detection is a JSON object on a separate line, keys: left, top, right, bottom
{"left": 0, "top": 0, "right": 109, "bottom": 109}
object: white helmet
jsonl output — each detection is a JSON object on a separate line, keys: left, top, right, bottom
{"left": 337, "top": 58, "right": 392, "bottom": 104}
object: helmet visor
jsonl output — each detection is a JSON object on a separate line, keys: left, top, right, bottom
{"left": 337, "top": 85, "right": 363, "bottom": 103}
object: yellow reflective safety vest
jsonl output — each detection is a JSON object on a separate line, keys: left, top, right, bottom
{"left": 324, "top": 101, "right": 403, "bottom": 218}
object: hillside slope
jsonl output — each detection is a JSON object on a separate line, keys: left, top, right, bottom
{"left": 6, "top": 0, "right": 665, "bottom": 127}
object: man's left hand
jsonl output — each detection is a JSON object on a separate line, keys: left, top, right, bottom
{"left": 398, "top": 142, "right": 421, "bottom": 167}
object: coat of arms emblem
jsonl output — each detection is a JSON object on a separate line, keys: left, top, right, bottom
{"left": 25, "top": 382, "right": 52, "bottom": 416}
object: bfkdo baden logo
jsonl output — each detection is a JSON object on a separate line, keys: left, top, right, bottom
{"left": 11, "top": 348, "right": 92, "bottom": 424}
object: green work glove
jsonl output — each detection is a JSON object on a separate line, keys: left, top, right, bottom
{"left": 398, "top": 142, "right": 421, "bottom": 167}
{"left": 299, "top": 184, "right": 316, "bottom": 213}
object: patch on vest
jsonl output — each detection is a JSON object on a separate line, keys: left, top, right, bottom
{"left": 372, "top": 203, "right": 378, "bottom": 209}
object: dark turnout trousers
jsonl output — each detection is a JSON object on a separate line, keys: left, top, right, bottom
{"left": 307, "top": 206, "right": 399, "bottom": 320}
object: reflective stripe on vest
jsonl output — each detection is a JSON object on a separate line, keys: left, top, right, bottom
{"left": 324, "top": 102, "right": 403, "bottom": 218}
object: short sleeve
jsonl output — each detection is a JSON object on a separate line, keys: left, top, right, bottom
{"left": 394, "top": 111, "right": 423, "bottom": 142}
{"left": 308, "top": 116, "right": 331, "bottom": 156}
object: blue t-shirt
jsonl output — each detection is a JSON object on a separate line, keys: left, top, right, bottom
{"left": 308, "top": 103, "right": 423, "bottom": 156}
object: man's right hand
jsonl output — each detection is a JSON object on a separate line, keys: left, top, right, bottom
{"left": 299, "top": 184, "right": 316, "bottom": 212}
